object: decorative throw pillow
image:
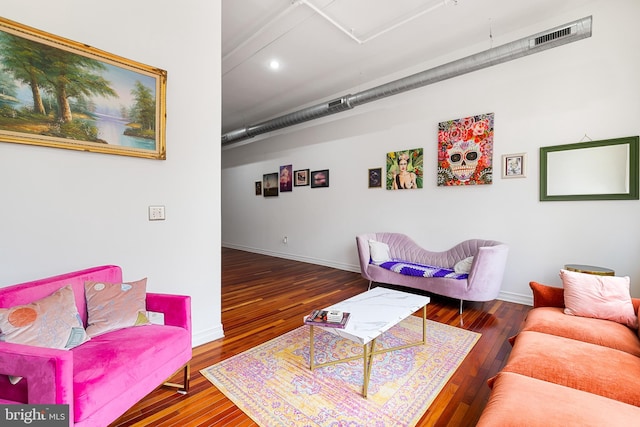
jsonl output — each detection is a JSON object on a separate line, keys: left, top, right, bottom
{"left": 560, "top": 269, "right": 638, "bottom": 329}
{"left": 368, "top": 240, "right": 391, "bottom": 264}
{"left": 0, "top": 284, "right": 89, "bottom": 349}
{"left": 0, "top": 284, "right": 90, "bottom": 385}
{"left": 85, "top": 278, "right": 150, "bottom": 337}
{"left": 454, "top": 256, "right": 474, "bottom": 274}
{"left": 529, "top": 281, "right": 565, "bottom": 308}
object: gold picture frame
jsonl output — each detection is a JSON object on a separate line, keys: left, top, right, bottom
{"left": 0, "top": 17, "right": 166, "bottom": 160}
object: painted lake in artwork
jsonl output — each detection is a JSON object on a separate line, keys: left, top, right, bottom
{"left": 0, "top": 27, "right": 158, "bottom": 152}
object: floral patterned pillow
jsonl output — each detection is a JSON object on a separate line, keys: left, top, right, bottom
{"left": 0, "top": 284, "right": 90, "bottom": 385}
{"left": 84, "top": 278, "right": 150, "bottom": 337}
{"left": 0, "top": 284, "right": 89, "bottom": 349}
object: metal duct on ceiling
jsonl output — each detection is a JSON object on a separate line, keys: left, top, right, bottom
{"left": 222, "top": 16, "right": 592, "bottom": 146}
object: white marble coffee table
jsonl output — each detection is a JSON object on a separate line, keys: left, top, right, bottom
{"left": 306, "top": 286, "right": 430, "bottom": 397}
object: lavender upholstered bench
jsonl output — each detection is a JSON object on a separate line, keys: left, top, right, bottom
{"left": 356, "top": 233, "right": 508, "bottom": 313}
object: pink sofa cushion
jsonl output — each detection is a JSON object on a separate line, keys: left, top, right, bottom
{"left": 560, "top": 269, "right": 638, "bottom": 329}
{"left": 85, "top": 279, "right": 150, "bottom": 337}
{"left": 479, "top": 372, "right": 640, "bottom": 426}
{"left": 520, "top": 307, "right": 640, "bottom": 357}
{"left": 502, "top": 331, "right": 640, "bottom": 406}
{"left": 71, "top": 324, "right": 190, "bottom": 423}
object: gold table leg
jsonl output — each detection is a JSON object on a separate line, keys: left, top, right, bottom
{"left": 363, "top": 339, "right": 376, "bottom": 398}
{"left": 310, "top": 325, "right": 315, "bottom": 370}
{"left": 308, "top": 304, "right": 428, "bottom": 398}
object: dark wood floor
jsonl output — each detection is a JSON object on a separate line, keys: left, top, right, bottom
{"left": 112, "top": 248, "right": 530, "bottom": 426}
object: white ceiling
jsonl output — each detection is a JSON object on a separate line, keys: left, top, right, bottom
{"left": 222, "top": 0, "right": 592, "bottom": 137}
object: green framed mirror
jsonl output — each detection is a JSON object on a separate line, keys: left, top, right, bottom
{"left": 540, "top": 136, "right": 639, "bottom": 201}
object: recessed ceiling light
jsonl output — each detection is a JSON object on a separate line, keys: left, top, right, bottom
{"left": 269, "top": 60, "right": 280, "bottom": 70}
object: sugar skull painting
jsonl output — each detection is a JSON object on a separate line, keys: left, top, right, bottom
{"left": 437, "top": 113, "right": 494, "bottom": 186}
{"left": 386, "top": 148, "right": 423, "bottom": 190}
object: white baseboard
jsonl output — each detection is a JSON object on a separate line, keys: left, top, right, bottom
{"left": 222, "top": 243, "right": 534, "bottom": 307}
{"left": 192, "top": 324, "right": 224, "bottom": 347}
{"left": 498, "top": 290, "right": 533, "bottom": 306}
{"left": 222, "top": 243, "right": 358, "bottom": 272}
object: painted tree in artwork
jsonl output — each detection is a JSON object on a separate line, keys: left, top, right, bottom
{"left": 0, "top": 33, "right": 47, "bottom": 115}
{"left": 36, "top": 44, "right": 117, "bottom": 123}
{"left": 129, "top": 81, "right": 156, "bottom": 136}
{"left": 0, "top": 32, "right": 117, "bottom": 123}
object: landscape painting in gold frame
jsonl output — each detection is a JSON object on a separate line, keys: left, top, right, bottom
{"left": 0, "top": 17, "right": 166, "bottom": 160}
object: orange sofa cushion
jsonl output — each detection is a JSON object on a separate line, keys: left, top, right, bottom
{"left": 530, "top": 281, "right": 564, "bottom": 308}
{"left": 501, "top": 331, "right": 640, "bottom": 406}
{"left": 520, "top": 307, "right": 640, "bottom": 357}
{"left": 479, "top": 372, "right": 640, "bottom": 427}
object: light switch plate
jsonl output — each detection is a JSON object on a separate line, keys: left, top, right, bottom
{"left": 149, "top": 206, "right": 165, "bottom": 221}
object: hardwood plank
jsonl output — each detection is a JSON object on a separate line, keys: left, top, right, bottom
{"left": 111, "top": 248, "right": 530, "bottom": 426}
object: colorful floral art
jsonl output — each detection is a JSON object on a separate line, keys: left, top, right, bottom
{"left": 386, "top": 148, "right": 423, "bottom": 190}
{"left": 437, "top": 112, "right": 494, "bottom": 186}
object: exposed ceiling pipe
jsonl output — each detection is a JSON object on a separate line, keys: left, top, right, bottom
{"left": 222, "top": 16, "right": 592, "bottom": 146}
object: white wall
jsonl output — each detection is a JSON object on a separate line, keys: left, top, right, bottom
{"left": 0, "top": 1, "right": 223, "bottom": 346}
{"left": 222, "top": 0, "right": 640, "bottom": 304}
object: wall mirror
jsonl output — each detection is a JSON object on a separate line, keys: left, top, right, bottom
{"left": 540, "top": 136, "right": 639, "bottom": 201}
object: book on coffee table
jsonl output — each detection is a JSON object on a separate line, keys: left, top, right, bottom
{"left": 304, "top": 309, "right": 350, "bottom": 328}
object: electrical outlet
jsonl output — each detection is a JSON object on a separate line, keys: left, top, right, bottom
{"left": 149, "top": 206, "right": 165, "bottom": 221}
{"left": 283, "top": 236, "right": 288, "bottom": 244}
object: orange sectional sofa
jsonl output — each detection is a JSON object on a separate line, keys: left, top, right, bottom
{"left": 477, "top": 281, "right": 640, "bottom": 426}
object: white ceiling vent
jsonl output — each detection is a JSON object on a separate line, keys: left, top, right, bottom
{"left": 530, "top": 24, "right": 577, "bottom": 47}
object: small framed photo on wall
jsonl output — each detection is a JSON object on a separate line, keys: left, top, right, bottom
{"left": 368, "top": 168, "right": 382, "bottom": 188}
{"left": 280, "top": 164, "right": 293, "bottom": 192}
{"left": 263, "top": 172, "right": 279, "bottom": 197}
{"left": 310, "top": 169, "right": 329, "bottom": 188}
{"left": 294, "top": 169, "right": 309, "bottom": 186}
{"left": 502, "top": 153, "right": 527, "bottom": 178}
{"left": 255, "top": 181, "right": 262, "bottom": 195}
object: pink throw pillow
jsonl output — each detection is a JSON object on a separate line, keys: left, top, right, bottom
{"left": 560, "top": 269, "right": 638, "bottom": 329}
{"left": 0, "top": 284, "right": 90, "bottom": 385}
{"left": 0, "top": 284, "right": 89, "bottom": 349}
{"left": 85, "top": 278, "right": 150, "bottom": 337}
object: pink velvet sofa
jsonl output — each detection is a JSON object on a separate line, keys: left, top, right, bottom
{"left": 356, "top": 233, "right": 508, "bottom": 312}
{"left": 0, "top": 265, "right": 192, "bottom": 426}
{"left": 477, "top": 281, "right": 640, "bottom": 425}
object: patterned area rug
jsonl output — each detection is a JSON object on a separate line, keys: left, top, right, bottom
{"left": 201, "top": 316, "right": 480, "bottom": 426}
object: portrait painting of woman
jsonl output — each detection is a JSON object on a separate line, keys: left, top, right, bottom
{"left": 386, "top": 148, "right": 423, "bottom": 190}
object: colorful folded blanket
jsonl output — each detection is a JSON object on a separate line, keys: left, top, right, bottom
{"left": 377, "top": 259, "right": 468, "bottom": 279}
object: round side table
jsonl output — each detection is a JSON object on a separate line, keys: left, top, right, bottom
{"left": 564, "top": 264, "right": 615, "bottom": 276}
